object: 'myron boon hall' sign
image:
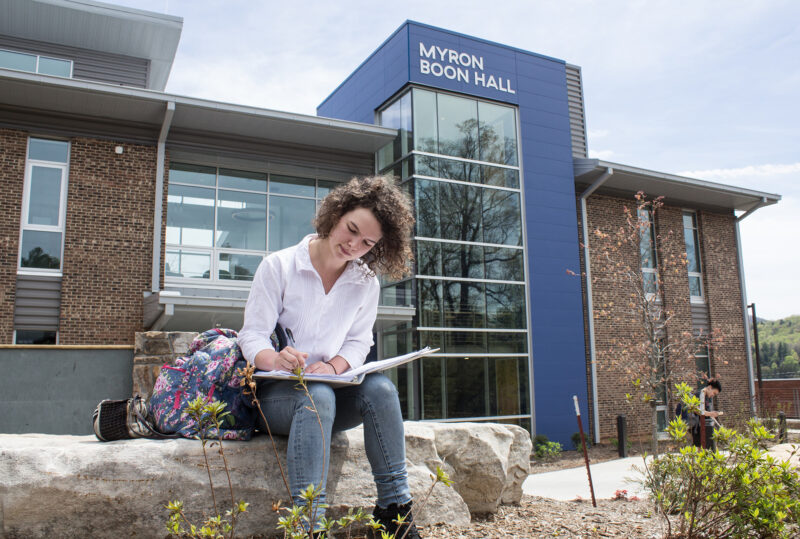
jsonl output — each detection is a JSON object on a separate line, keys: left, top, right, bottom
{"left": 417, "top": 42, "right": 516, "bottom": 95}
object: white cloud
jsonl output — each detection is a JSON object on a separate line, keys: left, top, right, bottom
{"left": 587, "top": 129, "right": 610, "bottom": 138}
{"left": 739, "top": 196, "right": 800, "bottom": 320}
{"left": 588, "top": 149, "right": 614, "bottom": 160}
{"left": 679, "top": 163, "right": 800, "bottom": 181}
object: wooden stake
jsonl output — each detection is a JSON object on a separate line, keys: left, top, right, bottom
{"left": 573, "top": 395, "right": 596, "bottom": 507}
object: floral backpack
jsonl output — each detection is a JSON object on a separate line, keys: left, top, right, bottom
{"left": 149, "top": 328, "right": 255, "bottom": 440}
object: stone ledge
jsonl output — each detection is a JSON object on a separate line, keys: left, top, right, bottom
{"left": 0, "top": 422, "right": 531, "bottom": 538}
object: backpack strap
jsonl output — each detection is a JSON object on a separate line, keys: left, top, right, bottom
{"left": 129, "top": 395, "right": 179, "bottom": 439}
{"left": 273, "top": 323, "right": 288, "bottom": 350}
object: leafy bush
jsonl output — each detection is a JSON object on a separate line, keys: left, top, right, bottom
{"left": 165, "top": 398, "right": 248, "bottom": 538}
{"left": 533, "top": 434, "right": 549, "bottom": 448}
{"left": 571, "top": 431, "right": 590, "bottom": 450}
{"left": 609, "top": 437, "right": 632, "bottom": 452}
{"left": 641, "top": 383, "right": 800, "bottom": 538}
{"left": 534, "top": 440, "right": 563, "bottom": 461}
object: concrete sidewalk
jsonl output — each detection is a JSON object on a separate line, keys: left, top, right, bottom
{"left": 523, "top": 456, "right": 650, "bottom": 501}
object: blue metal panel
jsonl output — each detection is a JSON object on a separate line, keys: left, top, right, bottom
{"left": 318, "top": 25, "right": 410, "bottom": 122}
{"left": 317, "top": 21, "right": 590, "bottom": 446}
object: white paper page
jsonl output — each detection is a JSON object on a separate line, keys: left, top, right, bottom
{"left": 253, "top": 347, "right": 437, "bottom": 383}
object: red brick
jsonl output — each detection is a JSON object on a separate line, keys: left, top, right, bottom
{"left": 0, "top": 129, "right": 26, "bottom": 343}
{"left": 579, "top": 195, "right": 752, "bottom": 440}
{"left": 58, "top": 138, "right": 159, "bottom": 344}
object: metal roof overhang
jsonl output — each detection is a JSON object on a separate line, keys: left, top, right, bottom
{"left": 0, "top": 70, "right": 404, "bottom": 332}
{"left": 0, "top": 70, "right": 398, "bottom": 153}
{"left": 144, "top": 292, "right": 415, "bottom": 333}
{"left": 575, "top": 158, "right": 781, "bottom": 214}
{"left": 0, "top": 0, "right": 182, "bottom": 90}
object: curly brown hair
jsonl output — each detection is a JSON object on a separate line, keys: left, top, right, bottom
{"left": 314, "top": 175, "right": 414, "bottom": 279}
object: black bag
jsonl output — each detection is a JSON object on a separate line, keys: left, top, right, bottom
{"left": 675, "top": 390, "right": 701, "bottom": 428}
{"left": 92, "top": 395, "right": 167, "bottom": 442}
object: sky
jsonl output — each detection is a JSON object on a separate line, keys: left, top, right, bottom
{"left": 117, "top": 0, "right": 799, "bottom": 320}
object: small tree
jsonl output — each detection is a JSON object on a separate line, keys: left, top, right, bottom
{"left": 586, "top": 192, "right": 721, "bottom": 454}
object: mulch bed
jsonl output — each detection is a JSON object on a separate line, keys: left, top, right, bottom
{"left": 421, "top": 495, "right": 663, "bottom": 538}
{"left": 421, "top": 444, "right": 664, "bottom": 538}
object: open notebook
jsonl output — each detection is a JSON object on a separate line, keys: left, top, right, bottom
{"left": 253, "top": 347, "right": 438, "bottom": 386}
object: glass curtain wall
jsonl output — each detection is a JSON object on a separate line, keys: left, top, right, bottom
{"left": 378, "top": 88, "right": 530, "bottom": 431}
{"left": 166, "top": 163, "right": 337, "bottom": 283}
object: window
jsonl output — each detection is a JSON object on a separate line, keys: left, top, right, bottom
{"left": 638, "top": 208, "right": 658, "bottom": 296}
{"left": 378, "top": 88, "right": 528, "bottom": 426}
{"left": 14, "top": 329, "right": 57, "bottom": 345}
{"left": 166, "top": 163, "right": 336, "bottom": 283}
{"left": 694, "top": 341, "right": 711, "bottom": 379}
{"left": 19, "top": 138, "right": 70, "bottom": 272}
{"left": 413, "top": 179, "right": 522, "bottom": 246}
{"left": 682, "top": 211, "right": 704, "bottom": 302}
{"left": 379, "top": 88, "right": 519, "bottom": 174}
{"left": 655, "top": 339, "right": 668, "bottom": 433}
{"left": 377, "top": 92, "right": 412, "bottom": 170}
{"left": 0, "top": 49, "right": 73, "bottom": 77}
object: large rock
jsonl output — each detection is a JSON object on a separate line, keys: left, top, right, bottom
{"left": 428, "top": 422, "right": 532, "bottom": 513}
{"left": 0, "top": 422, "right": 529, "bottom": 538}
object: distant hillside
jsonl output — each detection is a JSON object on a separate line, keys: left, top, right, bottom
{"left": 754, "top": 315, "right": 800, "bottom": 379}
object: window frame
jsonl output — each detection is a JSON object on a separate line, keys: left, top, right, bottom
{"left": 0, "top": 48, "right": 73, "bottom": 77}
{"left": 637, "top": 207, "right": 659, "bottom": 300}
{"left": 682, "top": 210, "right": 705, "bottom": 304}
{"left": 377, "top": 86, "right": 521, "bottom": 173}
{"left": 18, "top": 137, "right": 70, "bottom": 275}
{"left": 13, "top": 329, "right": 59, "bottom": 345}
{"left": 165, "top": 164, "right": 332, "bottom": 286}
{"left": 377, "top": 88, "right": 530, "bottom": 426}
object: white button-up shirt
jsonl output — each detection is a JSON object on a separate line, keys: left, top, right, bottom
{"left": 238, "top": 235, "right": 379, "bottom": 370}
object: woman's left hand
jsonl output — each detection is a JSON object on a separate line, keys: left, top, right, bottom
{"left": 304, "top": 361, "right": 337, "bottom": 375}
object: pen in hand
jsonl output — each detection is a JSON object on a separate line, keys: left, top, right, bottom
{"left": 275, "top": 327, "right": 307, "bottom": 371}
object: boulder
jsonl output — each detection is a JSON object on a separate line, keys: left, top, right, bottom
{"left": 429, "top": 422, "right": 532, "bottom": 514}
{"left": 0, "top": 422, "right": 529, "bottom": 538}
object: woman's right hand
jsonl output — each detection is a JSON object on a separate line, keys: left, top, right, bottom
{"left": 254, "top": 347, "right": 308, "bottom": 372}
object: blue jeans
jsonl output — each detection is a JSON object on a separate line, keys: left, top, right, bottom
{"left": 256, "top": 373, "right": 411, "bottom": 517}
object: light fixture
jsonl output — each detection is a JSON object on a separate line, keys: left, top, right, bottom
{"left": 114, "top": 145, "right": 124, "bottom": 154}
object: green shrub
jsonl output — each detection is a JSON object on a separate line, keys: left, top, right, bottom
{"left": 640, "top": 383, "right": 800, "bottom": 538}
{"left": 571, "top": 431, "right": 590, "bottom": 450}
{"left": 610, "top": 437, "right": 632, "bottom": 452}
{"left": 534, "top": 441, "right": 563, "bottom": 461}
{"left": 533, "top": 433, "right": 549, "bottom": 448}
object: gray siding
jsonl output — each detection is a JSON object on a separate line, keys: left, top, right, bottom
{"left": 0, "top": 34, "right": 148, "bottom": 88}
{"left": 14, "top": 274, "right": 62, "bottom": 331}
{"left": 565, "top": 64, "right": 588, "bottom": 159}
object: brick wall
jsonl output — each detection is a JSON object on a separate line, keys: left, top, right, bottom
{"left": 59, "top": 138, "right": 158, "bottom": 344}
{"left": 0, "top": 129, "right": 26, "bottom": 343}
{"left": 582, "top": 194, "right": 750, "bottom": 441}
{"left": 699, "top": 210, "right": 752, "bottom": 428}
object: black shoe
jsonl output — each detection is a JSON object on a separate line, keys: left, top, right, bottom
{"left": 368, "top": 501, "right": 421, "bottom": 539}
